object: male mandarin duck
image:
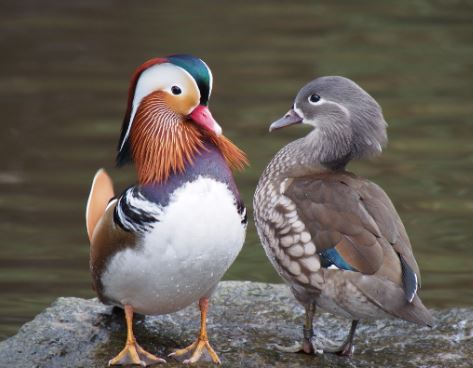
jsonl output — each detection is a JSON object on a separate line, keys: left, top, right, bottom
{"left": 85, "top": 55, "right": 248, "bottom": 366}
{"left": 253, "top": 76, "right": 432, "bottom": 356}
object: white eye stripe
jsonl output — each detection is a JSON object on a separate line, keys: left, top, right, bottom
{"left": 294, "top": 98, "right": 351, "bottom": 128}
{"left": 119, "top": 63, "right": 200, "bottom": 152}
{"left": 326, "top": 100, "right": 350, "bottom": 117}
{"left": 305, "top": 98, "right": 351, "bottom": 118}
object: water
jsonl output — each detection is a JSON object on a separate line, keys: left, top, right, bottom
{"left": 0, "top": 0, "right": 472, "bottom": 339}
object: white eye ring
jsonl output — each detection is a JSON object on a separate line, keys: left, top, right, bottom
{"left": 308, "top": 94, "right": 322, "bottom": 105}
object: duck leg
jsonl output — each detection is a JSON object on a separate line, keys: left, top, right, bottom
{"left": 276, "top": 304, "right": 358, "bottom": 357}
{"left": 169, "top": 298, "right": 221, "bottom": 364}
{"left": 276, "top": 301, "right": 316, "bottom": 354}
{"left": 109, "top": 305, "right": 166, "bottom": 366}
{"left": 324, "top": 320, "right": 358, "bottom": 357}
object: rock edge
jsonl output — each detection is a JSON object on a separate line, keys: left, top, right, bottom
{"left": 0, "top": 281, "right": 471, "bottom": 368}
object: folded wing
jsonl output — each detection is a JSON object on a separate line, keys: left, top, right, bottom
{"left": 284, "top": 172, "right": 421, "bottom": 302}
{"left": 86, "top": 169, "right": 115, "bottom": 242}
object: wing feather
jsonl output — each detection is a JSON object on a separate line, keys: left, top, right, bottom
{"left": 285, "top": 171, "right": 420, "bottom": 291}
{"left": 86, "top": 169, "right": 114, "bottom": 242}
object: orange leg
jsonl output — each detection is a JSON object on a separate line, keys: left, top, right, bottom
{"left": 169, "top": 298, "right": 221, "bottom": 364}
{"left": 109, "top": 305, "right": 166, "bottom": 367}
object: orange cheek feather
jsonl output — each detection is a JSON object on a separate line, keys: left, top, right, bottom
{"left": 130, "top": 91, "right": 248, "bottom": 185}
{"left": 163, "top": 79, "right": 199, "bottom": 115}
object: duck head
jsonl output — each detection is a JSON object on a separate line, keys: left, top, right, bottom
{"left": 116, "top": 54, "right": 247, "bottom": 184}
{"left": 270, "top": 76, "right": 387, "bottom": 169}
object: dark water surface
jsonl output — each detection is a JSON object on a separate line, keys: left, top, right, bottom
{"left": 0, "top": 1, "right": 472, "bottom": 339}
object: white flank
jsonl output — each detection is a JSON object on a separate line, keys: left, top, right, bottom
{"left": 101, "top": 177, "right": 246, "bottom": 315}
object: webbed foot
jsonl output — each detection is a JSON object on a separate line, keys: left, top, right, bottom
{"left": 109, "top": 341, "right": 166, "bottom": 366}
{"left": 168, "top": 298, "right": 221, "bottom": 364}
{"left": 169, "top": 338, "right": 221, "bottom": 364}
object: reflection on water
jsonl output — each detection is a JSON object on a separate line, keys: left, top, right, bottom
{"left": 0, "top": 0, "right": 472, "bottom": 338}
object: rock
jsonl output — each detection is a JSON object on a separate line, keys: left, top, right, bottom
{"left": 0, "top": 281, "right": 471, "bottom": 368}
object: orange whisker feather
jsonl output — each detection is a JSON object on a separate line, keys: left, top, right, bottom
{"left": 130, "top": 91, "right": 248, "bottom": 185}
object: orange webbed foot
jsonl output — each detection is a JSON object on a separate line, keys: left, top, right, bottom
{"left": 108, "top": 341, "right": 166, "bottom": 366}
{"left": 169, "top": 338, "right": 221, "bottom": 365}
{"left": 168, "top": 297, "right": 221, "bottom": 365}
{"left": 109, "top": 305, "right": 166, "bottom": 366}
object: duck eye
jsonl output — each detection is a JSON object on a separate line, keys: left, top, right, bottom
{"left": 309, "top": 94, "right": 321, "bottom": 103}
{"left": 171, "top": 86, "right": 182, "bottom": 95}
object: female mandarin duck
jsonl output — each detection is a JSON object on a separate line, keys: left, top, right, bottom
{"left": 254, "top": 76, "right": 432, "bottom": 356}
{"left": 85, "top": 54, "right": 248, "bottom": 366}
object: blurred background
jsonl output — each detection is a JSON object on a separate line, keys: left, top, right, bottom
{"left": 0, "top": 0, "right": 472, "bottom": 339}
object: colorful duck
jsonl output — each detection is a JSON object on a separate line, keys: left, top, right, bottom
{"left": 86, "top": 55, "right": 248, "bottom": 366}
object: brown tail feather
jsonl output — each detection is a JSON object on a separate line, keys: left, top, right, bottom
{"left": 85, "top": 169, "right": 114, "bottom": 242}
{"left": 355, "top": 273, "right": 434, "bottom": 326}
{"left": 400, "top": 295, "right": 434, "bottom": 327}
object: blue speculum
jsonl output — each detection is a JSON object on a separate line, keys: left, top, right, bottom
{"left": 320, "top": 248, "right": 358, "bottom": 271}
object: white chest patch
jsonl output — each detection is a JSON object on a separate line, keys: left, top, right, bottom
{"left": 101, "top": 177, "right": 246, "bottom": 315}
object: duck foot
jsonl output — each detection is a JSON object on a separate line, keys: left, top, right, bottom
{"left": 169, "top": 338, "right": 221, "bottom": 364}
{"left": 275, "top": 331, "right": 317, "bottom": 354}
{"left": 168, "top": 297, "right": 221, "bottom": 364}
{"left": 323, "top": 320, "right": 358, "bottom": 357}
{"left": 109, "top": 305, "right": 165, "bottom": 366}
{"left": 275, "top": 342, "right": 318, "bottom": 354}
{"left": 276, "top": 320, "right": 359, "bottom": 358}
{"left": 323, "top": 342, "right": 355, "bottom": 357}
{"left": 109, "top": 342, "right": 166, "bottom": 366}
{"left": 275, "top": 338, "right": 354, "bottom": 357}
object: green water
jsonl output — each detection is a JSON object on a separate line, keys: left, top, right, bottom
{"left": 0, "top": 1, "right": 472, "bottom": 339}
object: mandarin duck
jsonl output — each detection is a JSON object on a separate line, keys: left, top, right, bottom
{"left": 85, "top": 55, "right": 248, "bottom": 366}
{"left": 253, "top": 76, "right": 432, "bottom": 356}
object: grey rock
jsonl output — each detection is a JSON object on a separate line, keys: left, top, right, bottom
{"left": 0, "top": 281, "right": 471, "bottom": 368}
